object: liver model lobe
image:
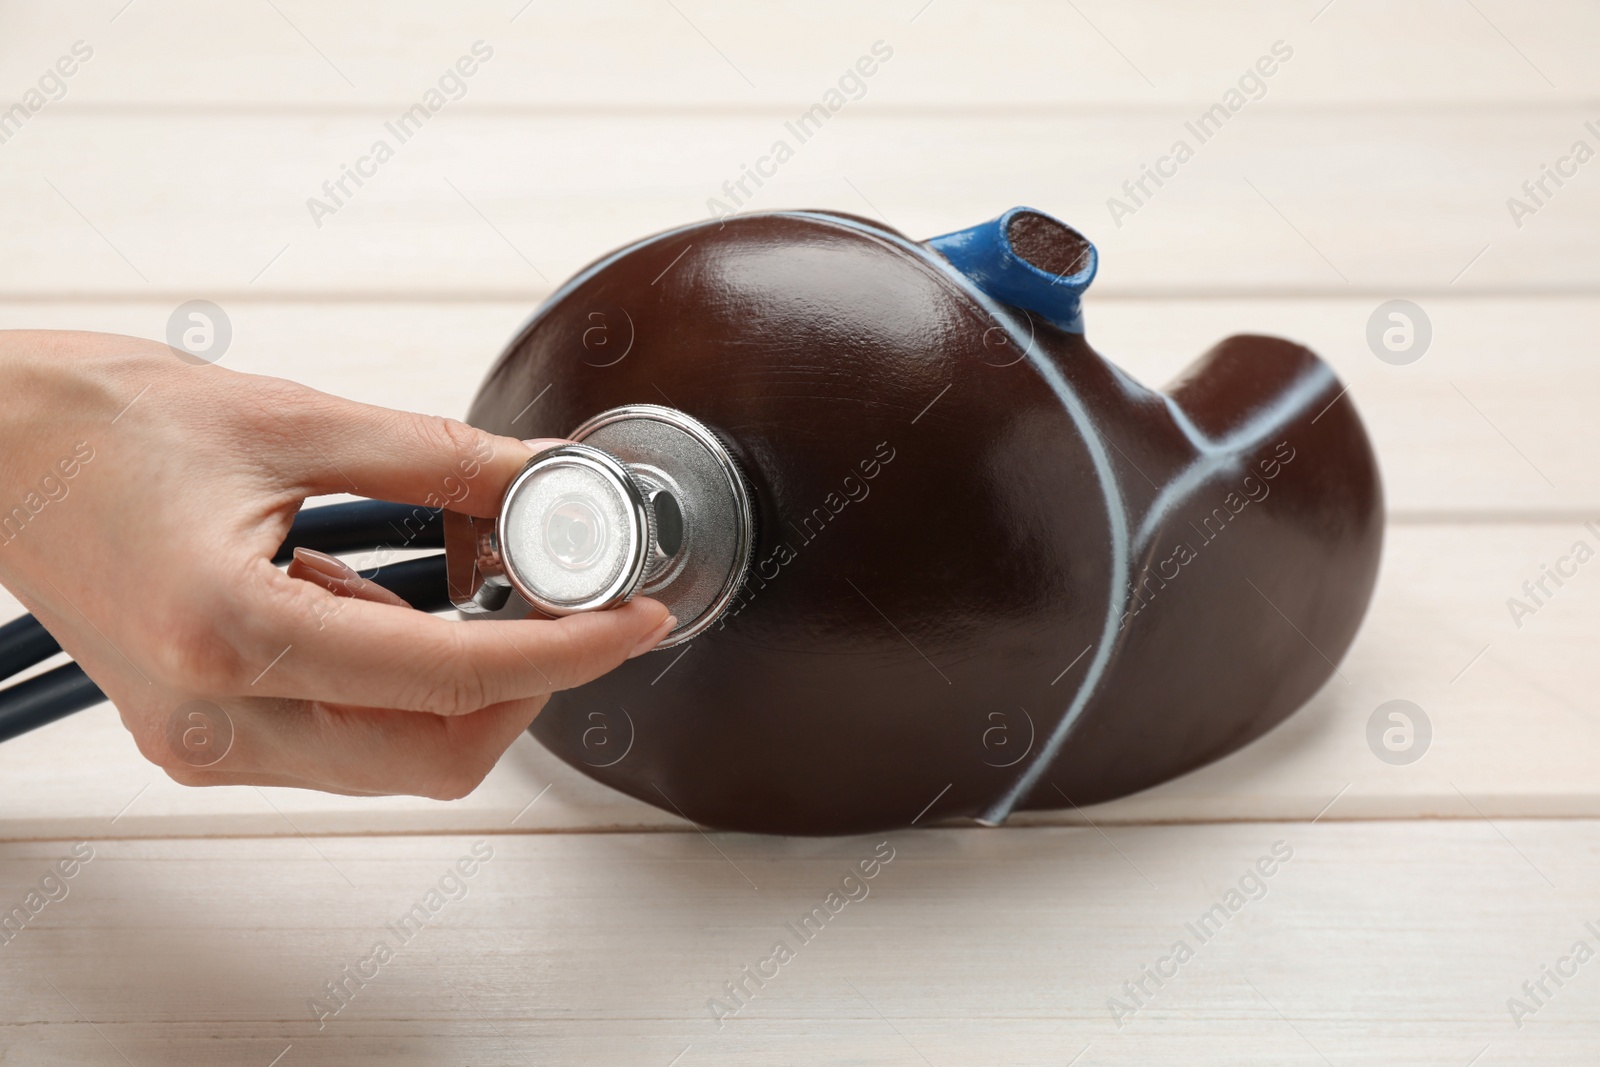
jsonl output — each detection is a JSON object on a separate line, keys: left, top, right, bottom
{"left": 466, "top": 209, "right": 1383, "bottom": 835}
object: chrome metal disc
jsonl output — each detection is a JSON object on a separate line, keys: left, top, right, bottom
{"left": 571, "top": 405, "right": 754, "bottom": 647}
{"left": 497, "top": 444, "right": 654, "bottom": 616}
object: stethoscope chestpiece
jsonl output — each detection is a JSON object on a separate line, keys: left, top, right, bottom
{"left": 446, "top": 405, "right": 754, "bottom": 648}
{"left": 498, "top": 443, "right": 655, "bottom": 616}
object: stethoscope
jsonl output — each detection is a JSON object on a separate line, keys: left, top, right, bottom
{"left": 0, "top": 405, "right": 752, "bottom": 742}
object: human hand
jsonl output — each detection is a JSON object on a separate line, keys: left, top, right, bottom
{"left": 0, "top": 330, "right": 674, "bottom": 797}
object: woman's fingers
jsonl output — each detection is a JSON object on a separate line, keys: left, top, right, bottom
{"left": 0, "top": 332, "right": 676, "bottom": 798}
{"left": 241, "top": 574, "right": 675, "bottom": 715}
{"left": 261, "top": 384, "right": 537, "bottom": 517}
{"left": 286, "top": 548, "right": 411, "bottom": 608}
{"left": 164, "top": 693, "right": 555, "bottom": 799}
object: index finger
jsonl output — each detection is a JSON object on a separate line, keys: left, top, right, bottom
{"left": 246, "top": 379, "right": 538, "bottom": 517}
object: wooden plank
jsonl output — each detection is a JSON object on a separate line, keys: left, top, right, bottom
{"left": 0, "top": 823, "right": 1593, "bottom": 1063}
{"left": 0, "top": 297, "right": 1591, "bottom": 514}
{"left": 3, "top": 0, "right": 1595, "bottom": 107}
{"left": 2, "top": 518, "right": 1597, "bottom": 838}
{"left": 0, "top": 11, "right": 1584, "bottom": 1063}
{"left": 1, "top": 111, "right": 1596, "bottom": 298}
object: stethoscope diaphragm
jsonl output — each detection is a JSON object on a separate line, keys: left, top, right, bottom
{"left": 446, "top": 405, "right": 754, "bottom": 648}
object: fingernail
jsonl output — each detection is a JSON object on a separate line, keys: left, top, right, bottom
{"left": 291, "top": 547, "right": 359, "bottom": 581}
{"left": 288, "top": 548, "right": 409, "bottom": 608}
{"left": 628, "top": 615, "right": 677, "bottom": 658}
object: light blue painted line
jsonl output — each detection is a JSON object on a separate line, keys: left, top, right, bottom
{"left": 777, "top": 210, "right": 1133, "bottom": 824}
{"left": 1133, "top": 364, "right": 1333, "bottom": 552}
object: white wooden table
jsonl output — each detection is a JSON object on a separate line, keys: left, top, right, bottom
{"left": 2, "top": 2, "right": 1597, "bottom": 1062}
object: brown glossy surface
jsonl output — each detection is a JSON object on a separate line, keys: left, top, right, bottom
{"left": 466, "top": 210, "right": 1383, "bottom": 835}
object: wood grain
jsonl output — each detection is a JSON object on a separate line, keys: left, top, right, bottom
{"left": 0, "top": 824, "right": 1591, "bottom": 1065}
{"left": 1, "top": 112, "right": 1595, "bottom": 299}
{"left": 3, "top": 0, "right": 1593, "bottom": 106}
